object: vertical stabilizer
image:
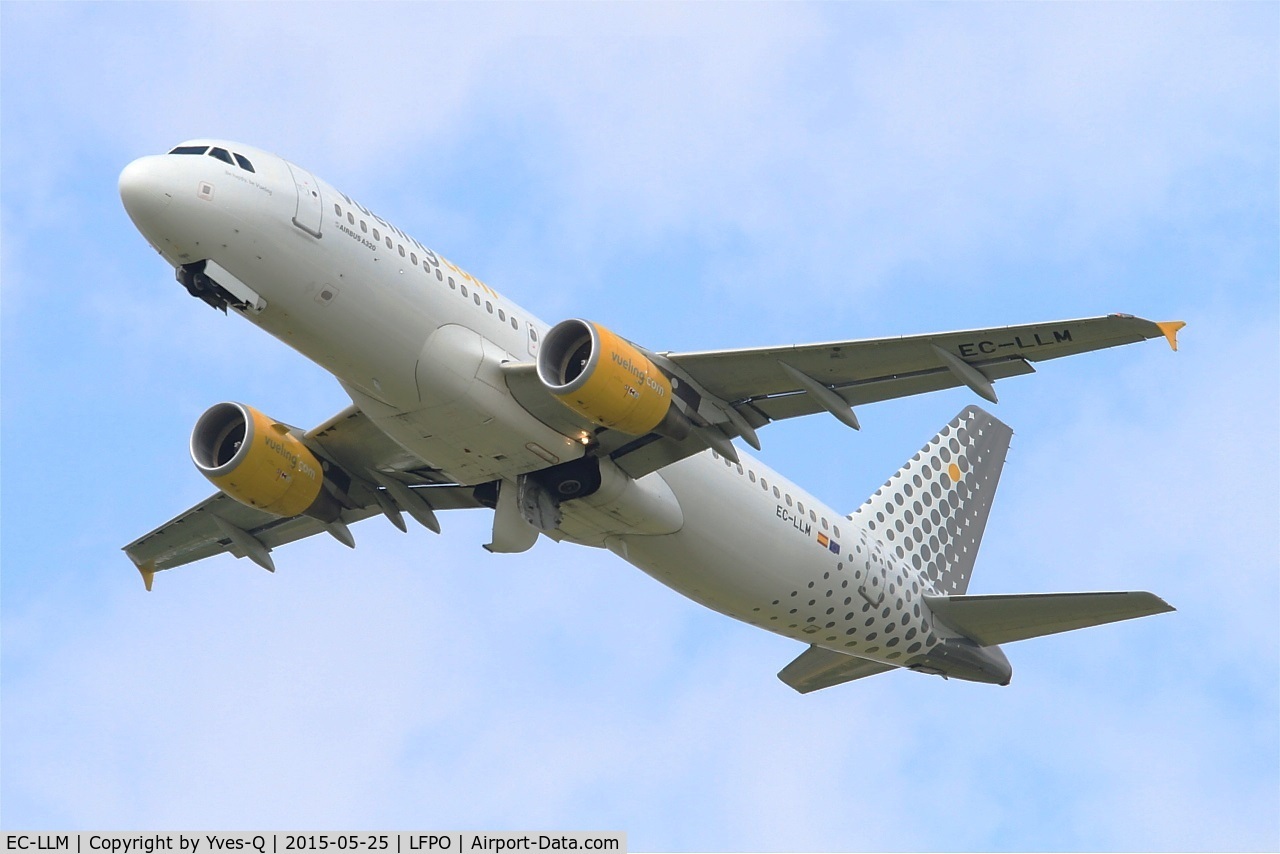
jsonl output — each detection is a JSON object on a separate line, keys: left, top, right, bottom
{"left": 849, "top": 406, "right": 1012, "bottom": 596}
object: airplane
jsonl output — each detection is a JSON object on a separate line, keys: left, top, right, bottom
{"left": 119, "top": 139, "right": 1181, "bottom": 691}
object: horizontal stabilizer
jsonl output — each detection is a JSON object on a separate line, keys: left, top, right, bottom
{"left": 925, "top": 591, "right": 1175, "bottom": 646}
{"left": 778, "top": 645, "right": 897, "bottom": 693}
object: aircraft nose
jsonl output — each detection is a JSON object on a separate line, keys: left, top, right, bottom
{"left": 119, "top": 156, "right": 173, "bottom": 227}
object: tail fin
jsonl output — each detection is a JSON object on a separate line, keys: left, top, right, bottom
{"left": 849, "top": 405, "right": 1012, "bottom": 596}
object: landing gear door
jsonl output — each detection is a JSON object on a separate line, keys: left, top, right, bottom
{"left": 287, "top": 162, "right": 323, "bottom": 238}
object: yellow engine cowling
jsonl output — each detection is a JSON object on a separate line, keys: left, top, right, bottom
{"left": 190, "top": 402, "right": 339, "bottom": 520}
{"left": 537, "top": 319, "right": 689, "bottom": 438}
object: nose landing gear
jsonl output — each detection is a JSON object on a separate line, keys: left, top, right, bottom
{"left": 178, "top": 260, "right": 228, "bottom": 311}
{"left": 176, "top": 260, "right": 266, "bottom": 315}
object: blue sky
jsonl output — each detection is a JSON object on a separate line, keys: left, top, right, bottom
{"left": 2, "top": 3, "right": 1277, "bottom": 850}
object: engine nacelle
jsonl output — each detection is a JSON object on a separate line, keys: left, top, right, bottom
{"left": 537, "top": 319, "right": 689, "bottom": 438}
{"left": 190, "top": 402, "right": 341, "bottom": 520}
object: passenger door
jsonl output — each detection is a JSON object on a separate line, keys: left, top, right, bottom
{"left": 286, "top": 162, "right": 323, "bottom": 238}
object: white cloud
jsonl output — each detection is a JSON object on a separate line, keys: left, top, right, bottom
{"left": 9, "top": 4, "right": 1269, "bottom": 318}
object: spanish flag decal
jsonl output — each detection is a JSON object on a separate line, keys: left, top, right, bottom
{"left": 816, "top": 532, "right": 842, "bottom": 554}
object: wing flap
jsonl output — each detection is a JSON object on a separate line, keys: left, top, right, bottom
{"left": 124, "top": 484, "right": 484, "bottom": 583}
{"left": 123, "top": 494, "right": 377, "bottom": 574}
{"left": 667, "top": 314, "right": 1171, "bottom": 405}
{"left": 778, "top": 645, "right": 898, "bottom": 693}
{"left": 749, "top": 358, "right": 1035, "bottom": 421}
{"left": 924, "top": 591, "right": 1176, "bottom": 646}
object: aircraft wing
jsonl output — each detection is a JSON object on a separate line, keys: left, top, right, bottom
{"left": 124, "top": 494, "right": 375, "bottom": 583}
{"left": 123, "top": 405, "right": 484, "bottom": 588}
{"left": 663, "top": 313, "right": 1181, "bottom": 422}
{"left": 506, "top": 314, "right": 1182, "bottom": 479}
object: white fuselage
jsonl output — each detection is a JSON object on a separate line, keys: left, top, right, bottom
{"left": 120, "top": 140, "right": 954, "bottom": 671}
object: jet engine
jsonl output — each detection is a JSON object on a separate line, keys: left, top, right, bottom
{"left": 537, "top": 319, "right": 691, "bottom": 438}
{"left": 190, "top": 402, "right": 343, "bottom": 521}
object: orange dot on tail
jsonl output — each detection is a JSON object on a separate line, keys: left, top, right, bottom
{"left": 948, "top": 462, "right": 962, "bottom": 482}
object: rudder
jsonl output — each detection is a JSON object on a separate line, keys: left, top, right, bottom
{"left": 849, "top": 406, "right": 1012, "bottom": 596}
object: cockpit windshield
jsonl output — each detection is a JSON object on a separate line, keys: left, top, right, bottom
{"left": 167, "top": 145, "right": 255, "bottom": 174}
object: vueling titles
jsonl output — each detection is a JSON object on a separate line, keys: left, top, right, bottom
{"left": 610, "top": 351, "right": 666, "bottom": 396}
{"left": 265, "top": 435, "right": 317, "bottom": 481}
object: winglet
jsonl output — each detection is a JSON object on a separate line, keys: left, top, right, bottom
{"left": 1156, "top": 321, "right": 1186, "bottom": 352}
{"left": 126, "top": 550, "right": 157, "bottom": 591}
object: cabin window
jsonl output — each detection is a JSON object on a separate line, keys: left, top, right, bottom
{"left": 760, "top": 478, "right": 768, "bottom": 490}
{"left": 360, "top": 221, "right": 368, "bottom": 233}
{"left": 773, "top": 486, "right": 781, "bottom": 499}
{"left": 822, "top": 518, "right": 829, "bottom": 530}
{"left": 473, "top": 293, "right": 482, "bottom": 306}
{"left": 398, "top": 245, "right": 406, "bottom": 257}
{"left": 373, "top": 228, "right": 380, "bottom": 241}
{"left": 209, "top": 147, "right": 234, "bottom": 165}
{"left": 749, "top": 472, "right": 756, "bottom": 483}
{"left": 436, "top": 269, "right": 443, "bottom": 281}
{"left": 233, "top": 153, "right": 255, "bottom": 172}
{"left": 486, "top": 301, "right": 494, "bottom": 314}
{"left": 460, "top": 285, "right": 468, "bottom": 297}
{"left": 449, "top": 278, "right": 456, "bottom": 289}
{"left": 809, "top": 510, "right": 817, "bottom": 522}
{"left": 797, "top": 501, "right": 805, "bottom": 514}
{"left": 347, "top": 213, "right": 355, "bottom": 225}
{"left": 385, "top": 237, "right": 393, "bottom": 249}
{"left": 169, "top": 145, "right": 208, "bottom": 155}
{"left": 833, "top": 525, "right": 841, "bottom": 538}
{"left": 498, "top": 309, "right": 506, "bottom": 321}
{"left": 410, "top": 252, "right": 418, "bottom": 265}
{"left": 334, "top": 204, "right": 342, "bottom": 215}
{"left": 510, "top": 317, "right": 518, "bottom": 330}
{"left": 735, "top": 464, "right": 743, "bottom": 474}
{"left": 785, "top": 495, "right": 793, "bottom": 507}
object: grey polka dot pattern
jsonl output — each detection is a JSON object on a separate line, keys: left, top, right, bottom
{"left": 751, "top": 406, "right": 1013, "bottom": 666}
{"left": 849, "top": 405, "right": 1012, "bottom": 597}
